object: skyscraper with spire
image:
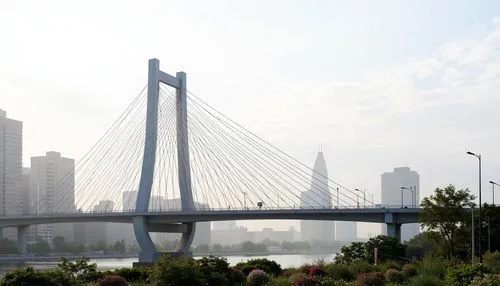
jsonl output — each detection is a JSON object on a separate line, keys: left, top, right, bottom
{"left": 300, "top": 151, "right": 335, "bottom": 242}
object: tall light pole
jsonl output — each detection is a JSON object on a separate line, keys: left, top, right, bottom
{"left": 242, "top": 191, "right": 247, "bottom": 210}
{"left": 355, "top": 188, "right": 366, "bottom": 207}
{"left": 467, "top": 151, "right": 482, "bottom": 263}
{"left": 489, "top": 181, "right": 499, "bottom": 206}
{"left": 401, "top": 186, "right": 414, "bottom": 207}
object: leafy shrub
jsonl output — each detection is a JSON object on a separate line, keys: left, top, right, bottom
{"left": 324, "top": 263, "right": 356, "bottom": 281}
{"left": 356, "top": 272, "right": 385, "bottom": 286}
{"left": 229, "top": 267, "right": 246, "bottom": 285}
{"left": 444, "top": 263, "right": 490, "bottom": 286}
{"left": 111, "top": 267, "right": 150, "bottom": 283}
{"left": 271, "top": 276, "right": 291, "bottom": 286}
{"left": 350, "top": 261, "right": 379, "bottom": 274}
{"left": 470, "top": 274, "right": 500, "bottom": 286}
{"left": 0, "top": 267, "right": 71, "bottom": 286}
{"left": 235, "top": 258, "right": 282, "bottom": 276}
{"left": 290, "top": 273, "right": 315, "bottom": 286}
{"left": 98, "top": 275, "right": 128, "bottom": 286}
{"left": 385, "top": 269, "right": 405, "bottom": 283}
{"left": 57, "top": 257, "right": 102, "bottom": 283}
{"left": 402, "top": 264, "right": 418, "bottom": 278}
{"left": 406, "top": 274, "right": 443, "bottom": 286}
{"left": 151, "top": 255, "right": 204, "bottom": 286}
{"left": 197, "top": 256, "right": 232, "bottom": 286}
{"left": 417, "top": 256, "right": 453, "bottom": 279}
{"left": 379, "top": 261, "right": 402, "bottom": 272}
{"left": 247, "top": 269, "right": 270, "bottom": 286}
{"left": 301, "top": 265, "right": 326, "bottom": 277}
{"left": 484, "top": 251, "right": 500, "bottom": 273}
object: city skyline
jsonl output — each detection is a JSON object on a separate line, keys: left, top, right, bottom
{"left": 2, "top": 2, "right": 500, "bottom": 238}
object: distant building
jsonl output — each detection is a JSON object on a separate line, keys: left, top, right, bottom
{"left": 336, "top": 221, "right": 357, "bottom": 242}
{"left": 300, "top": 151, "right": 335, "bottom": 242}
{"left": 30, "top": 151, "right": 76, "bottom": 244}
{"left": 82, "top": 200, "right": 115, "bottom": 245}
{"left": 0, "top": 109, "right": 23, "bottom": 240}
{"left": 252, "top": 227, "right": 296, "bottom": 243}
{"left": 21, "top": 168, "right": 30, "bottom": 215}
{"left": 212, "top": 221, "right": 237, "bottom": 231}
{"left": 381, "top": 167, "right": 420, "bottom": 241}
{"left": 212, "top": 226, "right": 253, "bottom": 245}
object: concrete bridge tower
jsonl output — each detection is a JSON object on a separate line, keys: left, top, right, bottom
{"left": 133, "top": 59, "right": 195, "bottom": 263}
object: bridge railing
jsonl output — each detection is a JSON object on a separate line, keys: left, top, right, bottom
{"left": 9, "top": 204, "right": 421, "bottom": 216}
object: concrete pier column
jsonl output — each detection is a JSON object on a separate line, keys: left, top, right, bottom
{"left": 17, "top": 225, "right": 29, "bottom": 255}
{"left": 386, "top": 223, "right": 401, "bottom": 242}
{"left": 384, "top": 213, "right": 402, "bottom": 242}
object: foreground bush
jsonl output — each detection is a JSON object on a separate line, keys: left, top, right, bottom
{"left": 484, "top": 251, "right": 500, "bottom": 273}
{"left": 247, "top": 269, "right": 270, "bottom": 286}
{"left": 98, "top": 275, "right": 128, "bottom": 286}
{"left": 385, "top": 268, "right": 405, "bottom": 283}
{"left": 150, "top": 255, "right": 204, "bottom": 286}
{"left": 290, "top": 273, "right": 315, "bottom": 286}
{"left": 109, "top": 267, "right": 151, "bottom": 283}
{"left": 325, "top": 263, "right": 357, "bottom": 281}
{"left": 417, "top": 256, "right": 453, "bottom": 279}
{"left": 235, "top": 258, "right": 282, "bottom": 276}
{"left": 444, "top": 263, "right": 490, "bottom": 286}
{"left": 402, "top": 263, "right": 418, "bottom": 278}
{"left": 356, "top": 271, "right": 385, "bottom": 286}
{"left": 470, "top": 274, "right": 500, "bottom": 286}
{"left": 197, "top": 256, "right": 233, "bottom": 286}
{"left": 0, "top": 267, "right": 71, "bottom": 286}
{"left": 406, "top": 274, "right": 444, "bottom": 286}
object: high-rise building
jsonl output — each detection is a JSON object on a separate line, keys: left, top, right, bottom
{"left": 300, "top": 151, "right": 335, "bottom": 242}
{"left": 212, "top": 221, "right": 237, "bottom": 231}
{"left": 336, "top": 221, "right": 357, "bottom": 242}
{"left": 21, "top": 168, "right": 30, "bottom": 215}
{"left": 82, "top": 200, "right": 115, "bottom": 245}
{"left": 381, "top": 167, "right": 420, "bottom": 241}
{"left": 30, "top": 151, "right": 75, "bottom": 244}
{"left": 0, "top": 109, "right": 23, "bottom": 240}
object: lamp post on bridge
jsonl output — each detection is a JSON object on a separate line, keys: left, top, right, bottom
{"left": 489, "top": 180, "right": 499, "bottom": 206}
{"left": 402, "top": 186, "right": 415, "bottom": 207}
{"left": 354, "top": 188, "right": 366, "bottom": 207}
{"left": 242, "top": 192, "right": 247, "bottom": 210}
{"left": 467, "top": 151, "right": 482, "bottom": 263}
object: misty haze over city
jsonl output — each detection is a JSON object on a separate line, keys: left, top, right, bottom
{"left": 1, "top": 0, "right": 500, "bottom": 264}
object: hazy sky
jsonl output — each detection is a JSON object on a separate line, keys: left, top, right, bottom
{"left": 2, "top": 1, "right": 500, "bottom": 235}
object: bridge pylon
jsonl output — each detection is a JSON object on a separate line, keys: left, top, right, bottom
{"left": 133, "top": 59, "right": 195, "bottom": 263}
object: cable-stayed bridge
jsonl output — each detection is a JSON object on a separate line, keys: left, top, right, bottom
{"left": 2, "top": 59, "right": 421, "bottom": 263}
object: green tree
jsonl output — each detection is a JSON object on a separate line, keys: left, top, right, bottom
{"left": 195, "top": 244, "right": 210, "bottom": 253}
{"left": 419, "top": 185, "right": 474, "bottom": 259}
{"left": 52, "top": 236, "right": 67, "bottom": 253}
{"left": 405, "top": 232, "right": 443, "bottom": 259}
{"left": 334, "top": 241, "right": 366, "bottom": 263}
{"left": 0, "top": 238, "right": 17, "bottom": 254}
{"left": 151, "top": 255, "right": 204, "bottom": 286}
{"left": 481, "top": 204, "right": 500, "bottom": 253}
{"left": 365, "top": 235, "right": 406, "bottom": 263}
{"left": 28, "top": 236, "right": 51, "bottom": 254}
{"left": 111, "top": 240, "right": 126, "bottom": 253}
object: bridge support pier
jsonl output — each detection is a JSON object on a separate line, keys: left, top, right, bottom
{"left": 386, "top": 223, "right": 401, "bottom": 242}
{"left": 384, "top": 213, "right": 401, "bottom": 242}
{"left": 17, "top": 225, "right": 29, "bottom": 255}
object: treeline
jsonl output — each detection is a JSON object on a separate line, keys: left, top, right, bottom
{"left": 0, "top": 236, "right": 127, "bottom": 255}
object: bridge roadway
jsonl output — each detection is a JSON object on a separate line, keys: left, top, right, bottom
{"left": 0, "top": 207, "right": 420, "bottom": 228}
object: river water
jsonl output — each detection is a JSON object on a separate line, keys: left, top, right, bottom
{"left": 91, "top": 253, "right": 336, "bottom": 269}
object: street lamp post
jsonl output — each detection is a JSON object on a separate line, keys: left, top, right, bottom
{"left": 242, "top": 192, "right": 247, "bottom": 210}
{"left": 467, "top": 151, "right": 482, "bottom": 263}
{"left": 489, "top": 181, "right": 499, "bottom": 206}
{"left": 401, "top": 187, "right": 415, "bottom": 207}
{"left": 355, "top": 188, "right": 366, "bottom": 207}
